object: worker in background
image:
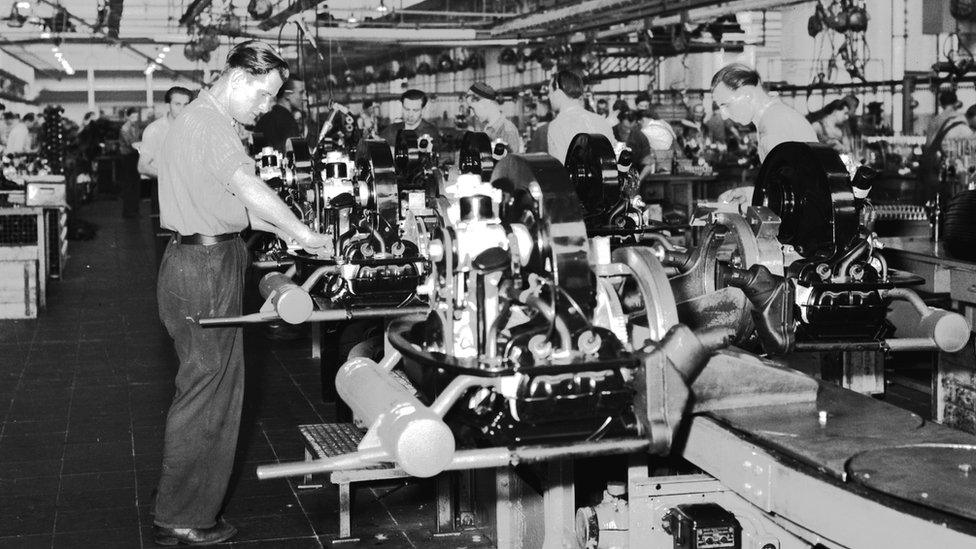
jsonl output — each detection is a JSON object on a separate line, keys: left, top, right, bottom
{"left": 926, "top": 89, "right": 965, "bottom": 146}
{"left": 138, "top": 86, "right": 193, "bottom": 178}
{"left": 635, "top": 91, "right": 651, "bottom": 111}
{"left": 379, "top": 88, "right": 441, "bottom": 148}
{"left": 467, "top": 82, "right": 523, "bottom": 153}
{"left": 253, "top": 77, "right": 305, "bottom": 153}
{"left": 966, "top": 105, "right": 976, "bottom": 133}
{"left": 357, "top": 99, "right": 379, "bottom": 139}
{"left": 627, "top": 107, "right": 679, "bottom": 180}
{"left": 119, "top": 108, "right": 142, "bottom": 218}
{"left": 547, "top": 69, "right": 616, "bottom": 164}
{"left": 525, "top": 100, "right": 552, "bottom": 153}
{"left": 5, "top": 112, "right": 33, "bottom": 154}
{"left": 809, "top": 99, "right": 853, "bottom": 154}
{"left": 595, "top": 98, "right": 612, "bottom": 122}
{"left": 152, "top": 40, "right": 329, "bottom": 546}
{"left": 612, "top": 109, "right": 635, "bottom": 143}
{"left": 918, "top": 97, "right": 974, "bottom": 193}
{"left": 711, "top": 63, "right": 816, "bottom": 163}
{"left": 710, "top": 63, "right": 817, "bottom": 203}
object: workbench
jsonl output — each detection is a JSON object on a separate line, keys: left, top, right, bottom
{"left": 881, "top": 236, "right": 976, "bottom": 432}
{"left": 641, "top": 173, "right": 721, "bottom": 220}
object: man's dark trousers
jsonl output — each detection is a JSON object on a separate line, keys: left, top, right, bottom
{"left": 121, "top": 152, "right": 141, "bottom": 217}
{"left": 154, "top": 237, "right": 248, "bottom": 528}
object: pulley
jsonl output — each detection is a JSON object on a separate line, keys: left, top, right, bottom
{"left": 491, "top": 154, "right": 595, "bottom": 316}
{"left": 753, "top": 142, "right": 857, "bottom": 259}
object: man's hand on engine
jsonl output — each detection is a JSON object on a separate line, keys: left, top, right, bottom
{"left": 295, "top": 228, "right": 333, "bottom": 256}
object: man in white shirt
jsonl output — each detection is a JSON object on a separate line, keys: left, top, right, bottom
{"left": 138, "top": 86, "right": 193, "bottom": 177}
{"left": 5, "top": 113, "right": 34, "bottom": 154}
{"left": 547, "top": 70, "right": 616, "bottom": 165}
{"left": 710, "top": 63, "right": 818, "bottom": 204}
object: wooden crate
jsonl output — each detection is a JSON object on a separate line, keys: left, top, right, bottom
{"left": 0, "top": 257, "right": 38, "bottom": 319}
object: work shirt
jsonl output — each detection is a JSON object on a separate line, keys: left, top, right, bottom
{"left": 119, "top": 120, "right": 141, "bottom": 155}
{"left": 254, "top": 104, "right": 299, "bottom": 154}
{"left": 484, "top": 115, "right": 523, "bottom": 154}
{"left": 5, "top": 121, "right": 31, "bottom": 153}
{"left": 547, "top": 103, "right": 616, "bottom": 165}
{"left": 756, "top": 101, "right": 817, "bottom": 162}
{"left": 139, "top": 115, "right": 173, "bottom": 174}
{"left": 158, "top": 89, "right": 251, "bottom": 236}
{"left": 379, "top": 119, "right": 441, "bottom": 149}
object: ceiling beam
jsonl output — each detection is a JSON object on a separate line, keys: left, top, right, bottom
{"left": 34, "top": 0, "right": 204, "bottom": 84}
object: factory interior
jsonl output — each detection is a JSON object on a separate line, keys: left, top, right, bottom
{"left": 5, "top": 0, "right": 976, "bottom": 547}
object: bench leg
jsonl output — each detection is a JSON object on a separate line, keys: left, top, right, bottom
{"left": 436, "top": 473, "right": 454, "bottom": 532}
{"left": 339, "top": 482, "right": 351, "bottom": 538}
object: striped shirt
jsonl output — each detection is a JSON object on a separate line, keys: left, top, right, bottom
{"left": 158, "top": 89, "right": 252, "bottom": 236}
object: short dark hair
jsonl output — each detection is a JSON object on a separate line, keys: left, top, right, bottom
{"left": 552, "top": 70, "right": 584, "bottom": 99}
{"left": 401, "top": 88, "right": 428, "bottom": 107}
{"left": 125, "top": 107, "right": 139, "bottom": 117}
{"left": 711, "top": 63, "right": 761, "bottom": 91}
{"left": 22, "top": 113, "right": 34, "bottom": 122}
{"left": 641, "top": 106, "right": 660, "bottom": 120}
{"left": 276, "top": 78, "right": 304, "bottom": 100}
{"left": 224, "top": 40, "right": 289, "bottom": 81}
{"left": 363, "top": 99, "right": 374, "bottom": 109}
{"left": 967, "top": 104, "right": 976, "bottom": 119}
{"left": 596, "top": 98, "right": 608, "bottom": 105}
{"left": 939, "top": 89, "right": 959, "bottom": 108}
{"left": 635, "top": 92, "right": 651, "bottom": 105}
{"left": 165, "top": 86, "right": 193, "bottom": 103}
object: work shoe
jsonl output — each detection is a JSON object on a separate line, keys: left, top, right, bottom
{"left": 153, "top": 519, "right": 237, "bottom": 546}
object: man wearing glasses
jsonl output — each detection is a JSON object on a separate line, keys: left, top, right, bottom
{"left": 710, "top": 63, "right": 815, "bottom": 164}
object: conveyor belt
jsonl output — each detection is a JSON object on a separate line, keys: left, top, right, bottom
{"left": 692, "top": 382, "right": 976, "bottom": 537}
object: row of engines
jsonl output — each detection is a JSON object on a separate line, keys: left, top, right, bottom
{"left": 239, "top": 132, "right": 970, "bottom": 487}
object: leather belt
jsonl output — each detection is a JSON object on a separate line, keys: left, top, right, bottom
{"left": 171, "top": 232, "right": 240, "bottom": 245}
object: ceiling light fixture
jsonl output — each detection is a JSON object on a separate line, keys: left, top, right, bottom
{"left": 15, "top": 1, "right": 30, "bottom": 9}
{"left": 162, "top": 45, "right": 171, "bottom": 52}
{"left": 376, "top": 0, "right": 388, "bottom": 13}
{"left": 347, "top": 15, "right": 357, "bottom": 24}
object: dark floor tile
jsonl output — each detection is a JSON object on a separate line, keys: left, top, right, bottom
{"left": 57, "top": 487, "right": 135, "bottom": 510}
{"left": 0, "top": 534, "right": 53, "bottom": 549}
{"left": 64, "top": 422, "right": 131, "bottom": 444}
{"left": 1, "top": 419, "right": 68, "bottom": 436}
{"left": 0, "top": 459, "right": 62, "bottom": 480}
{"left": 0, "top": 440, "right": 64, "bottom": 464}
{"left": 225, "top": 477, "right": 295, "bottom": 500}
{"left": 231, "top": 514, "right": 317, "bottom": 543}
{"left": 230, "top": 538, "right": 323, "bottom": 548}
{"left": 0, "top": 493, "right": 58, "bottom": 515}
{"left": 60, "top": 471, "right": 135, "bottom": 492}
{"left": 317, "top": 531, "right": 412, "bottom": 547}
{"left": 222, "top": 494, "right": 304, "bottom": 520}
{"left": 52, "top": 527, "right": 141, "bottom": 548}
{"left": 0, "top": 508, "right": 56, "bottom": 537}
{"left": 0, "top": 475, "right": 60, "bottom": 496}
{"left": 60, "top": 442, "right": 133, "bottom": 474}
{"left": 54, "top": 503, "right": 139, "bottom": 533}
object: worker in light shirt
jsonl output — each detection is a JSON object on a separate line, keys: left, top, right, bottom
{"left": 546, "top": 69, "right": 616, "bottom": 165}
{"left": 467, "top": 82, "right": 523, "bottom": 154}
{"left": 138, "top": 86, "right": 193, "bottom": 178}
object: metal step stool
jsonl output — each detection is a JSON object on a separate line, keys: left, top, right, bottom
{"left": 299, "top": 422, "right": 410, "bottom": 538}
